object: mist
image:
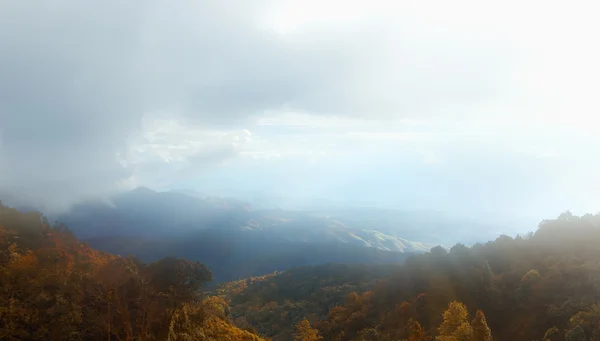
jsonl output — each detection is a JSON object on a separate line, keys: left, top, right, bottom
{"left": 1, "top": 0, "right": 599, "bottom": 222}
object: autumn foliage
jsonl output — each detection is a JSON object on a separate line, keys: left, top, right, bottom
{"left": 3, "top": 200, "right": 600, "bottom": 341}
{"left": 0, "top": 203, "right": 265, "bottom": 340}
{"left": 222, "top": 212, "right": 600, "bottom": 341}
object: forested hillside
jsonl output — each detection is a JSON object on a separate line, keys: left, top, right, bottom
{"left": 222, "top": 212, "right": 600, "bottom": 341}
{"left": 218, "top": 264, "right": 398, "bottom": 340}
{"left": 0, "top": 202, "right": 264, "bottom": 340}
{"left": 4, "top": 198, "right": 600, "bottom": 341}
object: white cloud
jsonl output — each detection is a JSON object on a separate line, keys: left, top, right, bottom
{"left": 0, "top": 0, "right": 599, "bottom": 216}
{"left": 117, "top": 116, "right": 255, "bottom": 188}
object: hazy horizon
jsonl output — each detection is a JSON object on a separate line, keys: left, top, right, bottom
{"left": 1, "top": 1, "right": 599, "bottom": 224}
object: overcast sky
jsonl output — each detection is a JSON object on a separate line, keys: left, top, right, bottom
{"left": 1, "top": 0, "right": 599, "bottom": 219}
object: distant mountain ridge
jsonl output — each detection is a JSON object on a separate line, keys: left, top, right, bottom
{"left": 2, "top": 187, "right": 510, "bottom": 282}
{"left": 59, "top": 187, "right": 434, "bottom": 253}
{"left": 51, "top": 187, "right": 442, "bottom": 281}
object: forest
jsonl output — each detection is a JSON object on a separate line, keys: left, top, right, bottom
{"left": 219, "top": 212, "right": 600, "bottom": 341}
{"left": 0, "top": 202, "right": 264, "bottom": 340}
{"left": 2, "top": 199, "right": 600, "bottom": 340}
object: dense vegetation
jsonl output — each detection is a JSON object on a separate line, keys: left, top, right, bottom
{"left": 218, "top": 264, "right": 398, "bottom": 340}
{"left": 84, "top": 234, "right": 413, "bottom": 283}
{"left": 222, "top": 212, "right": 600, "bottom": 341}
{"left": 0, "top": 202, "right": 265, "bottom": 340}
{"left": 4, "top": 196, "right": 600, "bottom": 341}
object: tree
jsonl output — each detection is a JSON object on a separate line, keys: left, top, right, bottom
{"left": 471, "top": 310, "right": 493, "bottom": 341}
{"left": 543, "top": 326, "right": 560, "bottom": 341}
{"left": 430, "top": 246, "right": 448, "bottom": 257}
{"left": 0, "top": 203, "right": 265, "bottom": 341}
{"left": 294, "top": 318, "right": 322, "bottom": 341}
{"left": 355, "top": 328, "right": 378, "bottom": 341}
{"left": 407, "top": 320, "right": 430, "bottom": 341}
{"left": 565, "top": 325, "right": 587, "bottom": 341}
{"left": 144, "top": 257, "right": 213, "bottom": 305}
{"left": 437, "top": 301, "right": 473, "bottom": 341}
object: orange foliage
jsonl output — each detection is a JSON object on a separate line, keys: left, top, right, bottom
{"left": 0, "top": 203, "right": 264, "bottom": 341}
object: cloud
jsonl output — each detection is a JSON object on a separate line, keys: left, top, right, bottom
{"left": 0, "top": 0, "right": 599, "bottom": 213}
{"left": 117, "top": 117, "right": 250, "bottom": 190}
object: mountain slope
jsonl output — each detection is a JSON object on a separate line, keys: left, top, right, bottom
{"left": 222, "top": 212, "right": 600, "bottom": 341}
{"left": 0, "top": 202, "right": 265, "bottom": 340}
{"left": 218, "top": 263, "right": 398, "bottom": 340}
{"left": 55, "top": 188, "right": 430, "bottom": 281}
{"left": 59, "top": 187, "right": 433, "bottom": 253}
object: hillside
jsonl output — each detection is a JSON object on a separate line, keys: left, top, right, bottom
{"left": 4, "top": 196, "right": 600, "bottom": 340}
{"left": 84, "top": 235, "right": 413, "bottom": 283}
{"left": 55, "top": 188, "right": 435, "bottom": 281}
{"left": 217, "top": 264, "right": 399, "bottom": 340}
{"left": 0, "top": 202, "right": 265, "bottom": 340}
{"left": 58, "top": 187, "right": 434, "bottom": 252}
{"left": 221, "top": 212, "right": 600, "bottom": 341}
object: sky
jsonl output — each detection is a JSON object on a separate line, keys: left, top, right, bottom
{"left": 0, "top": 0, "right": 599, "bottom": 219}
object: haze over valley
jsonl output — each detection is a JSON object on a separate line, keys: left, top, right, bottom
{"left": 50, "top": 186, "right": 510, "bottom": 281}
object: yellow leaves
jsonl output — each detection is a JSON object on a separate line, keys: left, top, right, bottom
{"left": 5, "top": 249, "right": 39, "bottom": 280}
{"left": 437, "top": 302, "right": 472, "bottom": 341}
{"left": 328, "top": 306, "right": 346, "bottom": 322}
{"left": 471, "top": 310, "right": 493, "bottom": 341}
{"left": 201, "top": 296, "right": 229, "bottom": 319}
{"left": 167, "top": 299, "right": 266, "bottom": 341}
{"left": 18, "top": 250, "right": 38, "bottom": 269}
{"left": 437, "top": 302, "right": 493, "bottom": 341}
{"left": 294, "top": 318, "right": 322, "bottom": 341}
{"left": 454, "top": 321, "right": 474, "bottom": 341}
{"left": 200, "top": 315, "right": 265, "bottom": 341}
{"left": 407, "top": 320, "right": 431, "bottom": 341}
{"left": 439, "top": 302, "right": 470, "bottom": 334}
{"left": 542, "top": 326, "right": 560, "bottom": 341}
{"left": 0, "top": 203, "right": 236, "bottom": 340}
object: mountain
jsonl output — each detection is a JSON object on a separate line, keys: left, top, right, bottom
{"left": 55, "top": 187, "right": 434, "bottom": 281}
{"left": 4, "top": 195, "right": 600, "bottom": 341}
{"left": 309, "top": 207, "right": 512, "bottom": 246}
{"left": 219, "top": 212, "right": 600, "bottom": 341}
{"left": 59, "top": 187, "right": 432, "bottom": 252}
{"left": 218, "top": 263, "right": 398, "bottom": 340}
{"left": 0, "top": 202, "right": 265, "bottom": 340}
{"left": 167, "top": 188, "right": 208, "bottom": 198}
